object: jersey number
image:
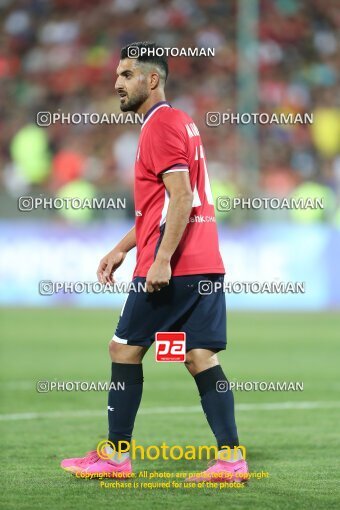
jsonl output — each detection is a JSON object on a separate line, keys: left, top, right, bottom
{"left": 192, "top": 145, "right": 214, "bottom": 207}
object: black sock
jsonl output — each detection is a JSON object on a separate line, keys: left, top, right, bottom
{"left": 108, "top": 362, "right": 143, "bottom": 449}
{"left": 194, "top": 365, "right": 239, "bottom": 449}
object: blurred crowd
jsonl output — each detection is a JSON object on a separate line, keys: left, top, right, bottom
{"left": 0, "top": 0, "right": 339, "bottom": 222}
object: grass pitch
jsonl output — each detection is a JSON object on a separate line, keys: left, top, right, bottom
{"left": 1, "top": 309, "right": 339, "bottom": 510}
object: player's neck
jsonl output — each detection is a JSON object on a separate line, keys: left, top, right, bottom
{"left": 137, "top": 94, "right": 167, "bottom": 116}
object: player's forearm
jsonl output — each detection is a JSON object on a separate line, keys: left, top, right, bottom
{"left": 114, "top": 226, "right": 136, "bottom": 253}
{"left": 156, "top": 192, "right": 193, "bottom": 262}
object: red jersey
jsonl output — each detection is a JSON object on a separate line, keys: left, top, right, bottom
{"left": 133, "top": 101, "right": 225, "bottom": 277}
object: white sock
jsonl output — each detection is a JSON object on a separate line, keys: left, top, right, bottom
{"left": 105, "top": 445, "right": 130, "bottom": 463}
{"left": 218, "top": 448, "right": 243, "bottom": 462}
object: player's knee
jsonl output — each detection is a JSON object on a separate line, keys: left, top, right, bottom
{"left": 108, "top": 339, "right": 142, "bottom": 363}
{"left": 184, "top": 350, "right": 195, "bottom": 367}
{"left": 109, "top": 339, "right": 117, "bottom": 358}
{"left": 185, "top": 350, "right": 218, "bottom": 375}
{"left": 108, "top": 340, "right": 128, "bottom": 362}
{"left": 184, "top": 350, "right": 201, "bottom": 374}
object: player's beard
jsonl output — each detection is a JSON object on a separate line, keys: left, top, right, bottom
{"left": 119, "top": 88, "right": 149, "bottom": 113}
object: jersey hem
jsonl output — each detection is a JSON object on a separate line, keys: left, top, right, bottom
{"left": 133, "top": 267, "right": 226, "bottom": 277}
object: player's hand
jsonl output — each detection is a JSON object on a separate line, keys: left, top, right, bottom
{"left": 97, "top": 250, "right": 126, "bottom": 284}
{"left": 146, "top": 259, "right": 171, "bottom": 293}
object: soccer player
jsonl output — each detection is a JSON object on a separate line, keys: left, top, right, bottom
{"left": 61, "top": 42, "right": 248, "bottom": 482}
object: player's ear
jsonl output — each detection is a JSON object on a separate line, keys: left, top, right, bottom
{"left": 149, "top": 72, "right": 161, "bottom": 90}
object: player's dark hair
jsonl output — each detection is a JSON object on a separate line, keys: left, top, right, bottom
{"left": 120, "top": 41, "right": 168, "bottom": 83}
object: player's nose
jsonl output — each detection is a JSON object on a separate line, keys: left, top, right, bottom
{"left": 114, "top": 77, "right": 124, "bottom": 91}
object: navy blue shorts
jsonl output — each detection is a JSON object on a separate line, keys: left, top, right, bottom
{"left": 113, "top": 274, "right": 226, "bottom": 352}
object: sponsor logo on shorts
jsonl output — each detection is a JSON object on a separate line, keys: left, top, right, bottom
{"left": 155, "top": 332, "right": 186, "bottom": 362}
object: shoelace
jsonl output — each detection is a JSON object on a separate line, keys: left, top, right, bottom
{"left": 77, "top": 450, "right": 100, "bottom": 466}
{"left": 191, "top": 459, "right": 215, "bottom": 476}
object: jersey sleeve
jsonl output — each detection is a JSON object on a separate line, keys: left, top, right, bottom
{"left": 145, "top": 119, "right": 189, "bottom": 177}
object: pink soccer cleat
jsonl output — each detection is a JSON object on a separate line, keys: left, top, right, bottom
{"left": 186, "top": 459, "right": 249, "bottom": 483}
{"left": 61, "top": 450, "right": 132, "bottom": 478}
